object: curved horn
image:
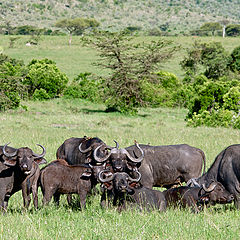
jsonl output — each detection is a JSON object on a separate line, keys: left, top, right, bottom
{"left": 113, "top": 140, "right": 119, "bottom": 149}
{"left": 202, "top": 182, "right": 217, "bottom": 192}
{"left": 33, "top": 144, "right": 46, "bottom": 159}
{"left": 123, "top": 143, "right": 144, "bottom": 163}
{"left": 128, "top": 170, "right": 141, "bottom": 183}
{"left": 79, "top": 142, "right": 92, "bottom": 153}
{"left": 93, "top": 144, "right": 112, "bottom": 163}
{"left": 98, "top": 170, "right": 114, "bottom": 183}
{"left": 3, "top": 143, "right": 18, "bottom": 158}
{"left": 186, "top": 178, "right": 200, "bottom": 187}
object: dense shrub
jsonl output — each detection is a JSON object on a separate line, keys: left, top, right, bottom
{"left": 186, "top": 78, "right": 240, "bottom": 129}
{"left": 64, "top": 72, "right": 101, "bottom": 102}
{"left": 24, "top": 58, "right": 68, "bottom": 99}
{"left": 229, "top": 46, "right": 240, "bottom": 72}
{"left": 0, "top": 54, "right": 27, "bottom": 111}
{"left": 181, "top": 41, "right": 231, "bottom": 79}
{"left": 141, "top": 71, "right": 184, "bottom": 107}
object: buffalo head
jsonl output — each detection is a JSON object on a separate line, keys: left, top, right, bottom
{"left": 94, "top": 141, "right": 144, "bottom": 172}
{"left": 2, "top": 143, "right": 47, "bottom": 175}
{"left": 198, "top": 181, "right": 234, "bottom": 205}
{"left": 98, "top": 170, "right": 141, "bottom": 193}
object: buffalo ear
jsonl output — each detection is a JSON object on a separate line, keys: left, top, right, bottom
{"left": 81, "top": 171, "right": 92, "bottom": 180}
{"left": 2, "top": 155, "right": 17, "bottom": 166}
{"left": 34, "top": 157, "right": 47, "bottom": 165}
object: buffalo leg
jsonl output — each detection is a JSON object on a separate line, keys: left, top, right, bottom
{"left": 53, "top": 193, "right": 60, "bottom": 206}
{"left": 78, "top": 191, "right": 88, "bottom": 209}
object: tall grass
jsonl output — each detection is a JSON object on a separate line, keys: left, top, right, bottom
{"left": 0, "top": 99, "right": 239, "bottom": 239}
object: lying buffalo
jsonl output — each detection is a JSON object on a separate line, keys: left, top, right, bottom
{"left": 0, "top": 143, "right": 46, "bottom": 211}
{"left": 187, "top": 144, "right": 240, "bottom": 208}
{"left": 40, "top": 159, "right": 103, "bottom": 208}
{"left": 124, "top": 144, "right": 206, "bottom": 189}
{"left": 163, "top": 181, "right": 234, "bottom": 213}
{"left": 99, "top": 170, "right": 166, "bottom": 212}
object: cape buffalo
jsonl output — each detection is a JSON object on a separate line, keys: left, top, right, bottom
{"left": 40, "top": 159, "right": 103, "bottom": 208}
{"left": 0, "top": 143, "right": 46, "bottom": 211}
{"left": 56, "top": 136, "right": 110, "bottom": 165}
{"left": 99, "top": 170, "right": 166, "bottom": 212}
{"left": 125, "top": 144, "right": 206, "bottom": 189}
{"left": 187, "top": 144, "right": 240, "bottom": 208}
{"left": 163, "top": 181, "right": 234, "bottom": 213}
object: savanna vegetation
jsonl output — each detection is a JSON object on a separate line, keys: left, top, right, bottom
{"left": 0, "top": 34, "right": 239, "bottom": 239}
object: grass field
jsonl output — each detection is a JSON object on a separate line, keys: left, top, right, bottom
{"left": 1, "top": 35, "right": 240, "bottom": 80}
{"left": 0, "top": 35, "right": 240, "bottom": 239}
{"left": 0, "top": 98, "right": 239, "bottom": 239}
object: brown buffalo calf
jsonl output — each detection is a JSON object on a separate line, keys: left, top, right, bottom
{"left": 39, "top": 160, "right": 96, "bottom": 208}
{"left": 163, "top": 181, "right": 234, "bottom": 213}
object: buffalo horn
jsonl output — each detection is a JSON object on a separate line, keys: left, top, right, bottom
{"left": 113, "top": 140, "right": 119, "bottom": 149}
{"left": 202, "top": 182, "right": 217, "bottom": 192}
{"left": 33, "top": 144, "right": 46, "bottom": 159}
{"left": 128, "top": 170, "right": 141, "bottom": 182}
{"left": 79, "top": 142, "right": 92, "bottom": 153}
{"left": 123, "top": 143, "right": 144, "bottom": 163}
{"left": 3, "top": 143, "right": 18, "bottom": 158}
{"left": 98, "top": 170, "right": 114, "bottom": 183}
{"left": 93, "top": 144, "right": 112, "bottom": 163}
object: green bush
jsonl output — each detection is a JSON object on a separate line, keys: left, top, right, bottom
{"left": 24, "top": 58, "right": 68, "bottom": 99}
{"left": 187, "top": 109, "right": 239, "bottom": 129}
{"left": 64, "top": 72, "right": 101, "bottom": 102}
{"left": 0, "top": 54, "right": 27, "bottom": 111}
{"left": 140, "top": 71, "right": 184, "bottom": 107}
{"left": 230, "top": 46, "right": 240, "bottom": 72}
{"left": 32, "top": 88, "right": 50, "bottom": 101}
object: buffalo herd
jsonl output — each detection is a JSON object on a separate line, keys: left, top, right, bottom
{"left": 0, "top": 136, "right": 239, "bottom": 213}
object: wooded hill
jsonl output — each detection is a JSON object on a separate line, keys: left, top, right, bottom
{"left": 0, "top": 0, "right": 240, "bottom": 34}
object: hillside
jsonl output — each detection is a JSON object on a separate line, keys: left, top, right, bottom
{"left": 0, "top": 0, "right": 240, "bottom": 34}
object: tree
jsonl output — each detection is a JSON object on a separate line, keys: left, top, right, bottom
{"left": 226, "top": 24, "right": 240, "bottom": 37}
{"left": 82, "top": 31, "right": 179, "bottom": 113}
{"left": 199, "top": 22, "right": 222, "bottom": 36}
{"left": 55, "top": 18, "right": 100, "bottom": 45}
{"left": 181, "top": 41, "right": 231, "bottom": 80}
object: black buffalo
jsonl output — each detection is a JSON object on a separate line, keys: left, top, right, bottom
{"left": 187, "top": 144, "right": 240, "bottom": 208}
{"left": 39, "top": 159, "right": 103, "bottom": 208}
{"left": 99, "top": 170, "right": 166, "bottom": 212}
{"left": 56, "top": 136, "right": 110, "bottom": 165}
{"left": 0, "top": 143, "right": 46, "bottom": 211}
{"left": 163, "top": 181, "right": 234, "bottom": 213}
{"left": 124, "top": 144, "right": 206, "bottom": 189}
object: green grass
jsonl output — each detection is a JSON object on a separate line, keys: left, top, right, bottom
{"left": 0, "top": 98, "right": 239, "bottom": 239}
{"left": 1, "top": 35, "right": 240, "bottom": 80}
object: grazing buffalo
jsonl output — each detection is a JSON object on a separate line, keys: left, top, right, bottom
{"left": 124, "top": 144, "right": 206, "bottom": 189}
{"left": 163, "top": 181, "right": 234, "bottom": 213}
{"left": 56, "top": 136, "right": 110, "bottom": 165}
{"left": 187, "top": 144, "right": 240, "bottom": 208}
{"left": 0, "top": 143, "right": 46, "bottom": 211}
{"left": 39, "top": 159, "right": 105, "bottom": 208}
{"left": 99, "top": 170, "right": 166, "bottom": 212}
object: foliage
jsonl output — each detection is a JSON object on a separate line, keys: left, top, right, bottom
{"left": 55, "top": 18, "right": 100, "bottom": 36}
{"left": 32, "top": 88, "right": 50, "bottom": 101}
{"left": 226, "top": 24, "right": 240, "bottom": 37}
{"left": 181, "top": 41, "right": 231, "bottom": 79}
{"left": 82, "top": 31, "right": 179, "bottom": 113}
{"left": 229, "top": 45, "right": 240, "bottom": 72}
{"left": 186, "top": 78, "right": 240, "bottom": 129}
{"left": 0, "top": 54, "right": 27, "bottom": 111}
{"left": 199, "top": 22, "right": 222, "bottom": 36}
{"left": 24, "top": 58, "right": 69, "bottom": 99}
{"left": 64, "top": 72, "right": 101, "bottom": 102}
